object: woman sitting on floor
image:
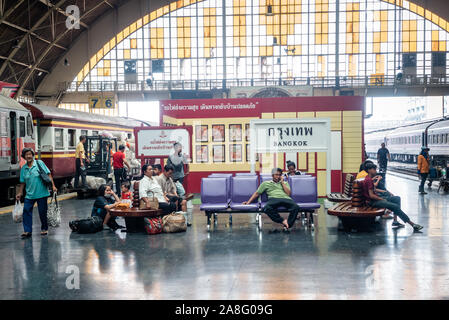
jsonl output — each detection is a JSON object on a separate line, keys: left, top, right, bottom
{"left": 92, "top": 184, "right": 122, "bottom": 231}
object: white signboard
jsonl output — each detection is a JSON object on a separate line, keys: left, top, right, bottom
{"left": 250, "top": 118, "right": 331, "bottom": 194}
{"left": 253, "top": 120, "right": 330, "bottom": 153}
{"left": 137, "top": 128, "right": 190, "bottom": 157}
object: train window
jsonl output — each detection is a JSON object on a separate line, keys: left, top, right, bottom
{"left": 127, "top": 133, "right": 132, "bottom": 139}
{"left": 55, "top": 128, "right": 64, "bottom": 150}
{"left": 19, "top": 117, "right": 25, "bottom": 137}
{"left": 26, "top": 115, "right": 33, "bottom": 137}
{"left": 81, "top": 130, "right": 88, "bottom": 137}
{"left": 68, "top": 129, "right": 76, "bottom": 149}
{"left": 0, "top": 112, "right": 7, "bottom": 137}
{"left": 92, "top": 131, "right": 99, "bottom": 136}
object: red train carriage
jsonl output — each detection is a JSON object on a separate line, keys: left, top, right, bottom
{"left": 0, "top": 95, "right": 35, "bottom": 204}
{"left": 21, "top": 103, "right": 145, "bottom": 185}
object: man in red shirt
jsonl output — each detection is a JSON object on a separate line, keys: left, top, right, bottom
{"left": 112, "top": 145, "right": 131, "bottom": 197}
{"left": 361, "top": 163, "right": 423, "bottom": 232}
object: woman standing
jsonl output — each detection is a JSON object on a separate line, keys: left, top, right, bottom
{"left": 418, "top": 147, "right": 430, "bottom": 195}
{"left": 16, "top": 148, "right": 57, "bottom": 239}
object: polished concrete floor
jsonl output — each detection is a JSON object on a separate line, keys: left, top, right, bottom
{"left": 1, "top": 173, "right": 449, "bottom": 300}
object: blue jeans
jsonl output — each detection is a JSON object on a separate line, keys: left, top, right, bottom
{"left": 23, "top": 197, "right": 48, "bottom": 233}
{"left": 370, "top": 195, "right": 410, "bottom": 224}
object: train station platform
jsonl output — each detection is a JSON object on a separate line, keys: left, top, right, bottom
{"left": 0, "top": 174, "right": 448, "bottom": 300}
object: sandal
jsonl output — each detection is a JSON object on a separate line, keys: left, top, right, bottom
{"left": 21, "top": 232, "right": 32, "bottom": 239}
{"left": 41, "top": 230, "right": 48, "bottom": 236}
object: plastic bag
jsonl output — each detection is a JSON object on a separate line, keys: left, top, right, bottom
{"left": 12, "top": 201, "right": 23, "bottom": 223}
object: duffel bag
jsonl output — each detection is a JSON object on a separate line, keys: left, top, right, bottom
{"left": 69, "top": 216, "right": 103, "bottom": 234}
{"left": 144, "top": 217, "right": 163, "bottom": 235}
{"left": 162, "top": 212, "right": 187, "bottom": 233}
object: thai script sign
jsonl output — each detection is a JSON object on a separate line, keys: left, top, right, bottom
{"left": 252, "top": 119, "right": 330, "bottom": 153}
{"left": 136, "top": 127, "right": 191, "bottom": 158}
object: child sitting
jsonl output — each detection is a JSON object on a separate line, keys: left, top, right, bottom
{"left": 120, "top": 182, "right": 132, "bottom": 206}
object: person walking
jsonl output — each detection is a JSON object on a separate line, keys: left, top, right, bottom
{"left": 418, "top": 147, "right": 430, "bottom": 195}
{"left": 112, "top": 145, "right": 130, "bottom": 197}
{"left": 377, "top": 142, "right": 391, "bottom": 172}
{"left": 74, "top": 135, "right": 89, "bottom": 189}
{"left": 16, "top": 148, "right": 58, "bottom": 239}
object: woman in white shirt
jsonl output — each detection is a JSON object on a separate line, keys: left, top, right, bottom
{"left": 139, "top": 164, "right": 176, "bottom": 215}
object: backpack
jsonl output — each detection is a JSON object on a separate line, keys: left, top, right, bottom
{"left": 69, "top": 216, "right": 103, "bottom": 234}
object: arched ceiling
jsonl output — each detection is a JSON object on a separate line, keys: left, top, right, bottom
{"left": 0, "top": 0, "right": 447, "bottom": 99}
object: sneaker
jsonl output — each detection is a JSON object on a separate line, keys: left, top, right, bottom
{"left": 413, "top": 224, "right": 424, "bottom": 232}
{"left": 392, "top": 221, "right": 405, "bottom": 228}
{"left": 382, "top": 213, "right": 394, "bottom": 219}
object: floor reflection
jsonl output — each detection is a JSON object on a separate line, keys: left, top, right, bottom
{"left": 1, "top": 173, "right": 449, "bottom": 299}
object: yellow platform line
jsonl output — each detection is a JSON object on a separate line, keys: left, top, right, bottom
{"left": 0, "top": 192, "right": 78, "bottom": 215}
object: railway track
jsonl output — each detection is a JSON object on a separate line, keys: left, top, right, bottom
{"left": 370, "top": 160, "right": 419, "bottom": 177}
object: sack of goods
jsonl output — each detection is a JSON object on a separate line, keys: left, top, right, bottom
{"left": 144, "top": 217, "right": 163, "bottom": 235}
{"left": 69, "top": 216, "right": 103, "bottom": 234}
{"left": 12, "top": 201, "right": 23, "bottom": 223}
{"left": 162, "top": 212, "right": 187, "bottom": 233}
{"left": 47, "top": 194, "right": 61, "bottom": 228}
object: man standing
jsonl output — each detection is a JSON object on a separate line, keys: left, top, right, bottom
{"left": 377, "top": 142, "right": 391, "bottom": 171}
{"left": 418, "top": 147, "right": 430, "bottom": 195}
{"left": 361, "top": 163, "right": 423, "bottom": 232}
{"left": 75, "top": 135, "right": 89, "bottom": 189}
{"left": 112, "top": 145, "right": 131, "bottom": 197}
{"left": 243, "top": 168, "right": 299, "bottom": 232}
{"left": 166, "top": 142, "right": 190, "bottom": 199}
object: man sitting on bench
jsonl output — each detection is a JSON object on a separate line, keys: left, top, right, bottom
{"left": 362, "top": 163, "right": 423, "bottom": 232}
{"left": 243, "top": 168, "right": 299, "bottom": 231}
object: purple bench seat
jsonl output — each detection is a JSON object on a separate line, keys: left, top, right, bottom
{"left": 229, "top": 176, "right": 259, "bottom": 211}
{"left": 289, "top": 176, "right": 321, "bottom": 210}
{"left": 200, "top": 178, "right": 229, "bottom": 212}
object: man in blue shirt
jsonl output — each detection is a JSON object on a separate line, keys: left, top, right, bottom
{"left": 16, "top": 148, "right": 57, "bottom": 239}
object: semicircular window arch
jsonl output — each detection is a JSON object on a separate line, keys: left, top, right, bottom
{"left": 73, "top": 0, "right": 449, "bottom": 89}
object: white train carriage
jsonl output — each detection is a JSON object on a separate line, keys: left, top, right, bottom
{"left": 427, "top": 119, "right": 449, "bottom": 163}
{"left": 386, "top": 122, "right": 430, "bottom": 163}
{"left": 365, "top": 129, "right": 393, "bottom": 158}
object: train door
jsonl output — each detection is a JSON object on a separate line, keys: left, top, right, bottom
{"left": 9, "top": 112, "right": 17, "bottom": 165}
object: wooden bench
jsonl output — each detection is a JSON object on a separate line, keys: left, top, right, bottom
{"left": 109, "top": 181, "right": 163, "bottom": 233}
{"left": 327, "top": 179, "right": 386, "bottom": 231}
{"left": 327, "top": 174, "right": 355, "bottom": 202}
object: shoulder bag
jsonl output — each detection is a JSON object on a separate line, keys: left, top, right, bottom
{"left": 35, "top": 160, "right": 53, "bottom": 188}
{"left": 139, "top": 191, "right": 159, "bottom": 210}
